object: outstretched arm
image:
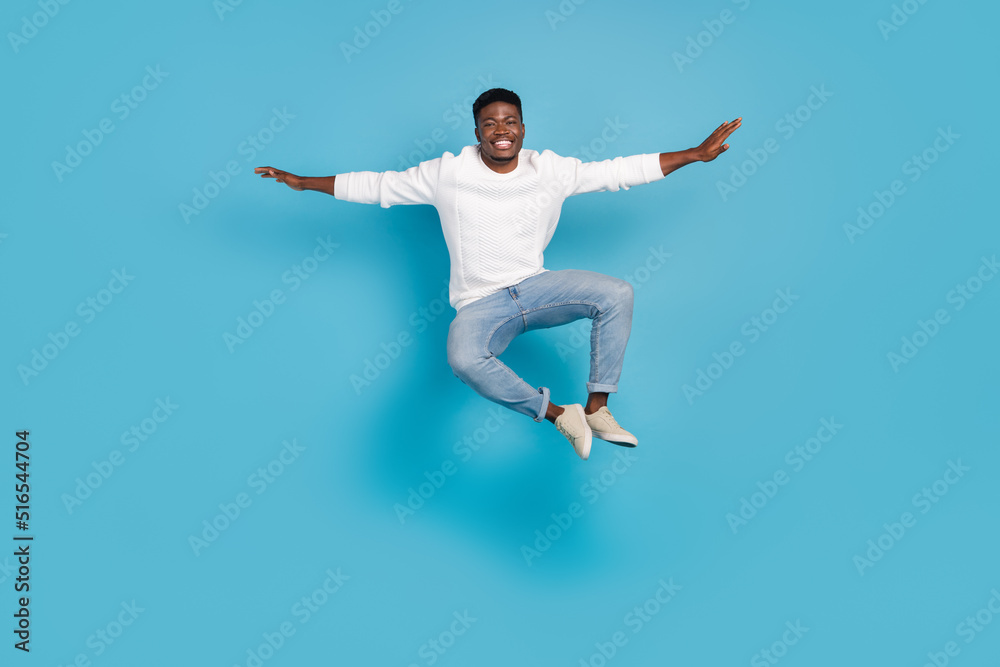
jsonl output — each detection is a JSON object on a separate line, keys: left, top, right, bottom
{"left": 254, "top": 160, "right": 439, "bottom": 207}
{"left": 254, "top": 167, "right": 335, "bottom": 195}
{"left": 658, "top": 117, "right": 742, "bottom": 177}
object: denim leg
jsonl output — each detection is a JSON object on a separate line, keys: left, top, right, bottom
{"left": 513, "top": 269, "right": 634, "bottom": 394}
{"left": 446, "top": 291, "right": 550, "bottom": 422}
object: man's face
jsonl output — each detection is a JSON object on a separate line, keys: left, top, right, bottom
{"left": 475, "top": 101, "right": 525, "bottom": 165}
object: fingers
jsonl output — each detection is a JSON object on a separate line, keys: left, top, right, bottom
{"left": 707, "top": 119, "right": 740, "bottom": 143}
{"left": 704, "top": 119, "right": 741, "bottom": 157}
{"left": 254, "top": 166, "right": 282, "bottom": 178}
{"left": 720, "top": 117, "right": 742, "bottom": 139}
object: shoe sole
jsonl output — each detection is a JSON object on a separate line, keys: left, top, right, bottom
{"left": 591, "top": 430, "right": 638, "bottom": 447}
{"left": 571, "top": 404, "right": 592, "bottom": 460}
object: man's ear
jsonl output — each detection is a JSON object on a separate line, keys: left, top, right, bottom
{"left": 474, "top": 127, "right": 481, "bottom": 143}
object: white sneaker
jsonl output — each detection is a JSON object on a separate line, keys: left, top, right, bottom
{"left": 585, "top": 406, "right": 638, "bottom": 447}
{"left": 554, "top": 404, "right": 592, "bottom": 460}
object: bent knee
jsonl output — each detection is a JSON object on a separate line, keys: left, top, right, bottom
{"left": 447, "top": 344, "right": 486, "bottom": 380}
{"left": 606, "top": 277, "right": 633, "bottom": 306}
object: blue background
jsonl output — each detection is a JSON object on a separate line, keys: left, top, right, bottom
{"left": 3, "top": 0, "right": 998, "bottom": 665}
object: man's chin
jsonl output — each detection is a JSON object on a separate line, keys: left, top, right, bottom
{"left": 484, "top": 149, "right": 517, "bottom": 163}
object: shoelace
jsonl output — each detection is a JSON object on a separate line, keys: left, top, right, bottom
{"left": 592, "top": 408, "right": 621, "bottom": 430}
{"left": 555, "top": 421, "right": 574, "bottom": 439}
{"left": 555, "top": 415, "right": 582, "bottom": 442}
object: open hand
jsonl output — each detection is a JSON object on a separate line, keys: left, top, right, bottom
{"left": 694, "top": 118, "right": 742, "bottom": 162}
{"left": 254, "top": 166, "right": 305, "bottom": 191}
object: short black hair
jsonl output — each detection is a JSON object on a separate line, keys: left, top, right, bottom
{"left": 472, "top": 88, "right": 522, "bottom": 126}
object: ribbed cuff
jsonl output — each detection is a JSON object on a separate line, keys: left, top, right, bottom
{"left": 641, "top": 153, "right": 666, "bottom": 183}
{"left": 333, "top": 172, "right": 349, "bottom": 199}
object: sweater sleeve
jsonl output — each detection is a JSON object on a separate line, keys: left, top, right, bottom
{"left": 556, "top": 152, "right": 665, "bottom": 197}
{"left": 333, "top": 157, "right": 441, "bottom": 208}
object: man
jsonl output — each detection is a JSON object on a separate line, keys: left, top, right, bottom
{"left": 256, "top": 88, "right": 740, "bottom": 460}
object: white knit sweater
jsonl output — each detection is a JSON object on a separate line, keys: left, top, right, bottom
{"left": 333, "top": 144, "right": 665, "bottom": 310}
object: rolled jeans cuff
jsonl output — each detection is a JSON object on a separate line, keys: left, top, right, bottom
{"left": 534, "top": 386, "right": 550, "bottom": 423}
{"left": 587, "top": 382, "right": 618, "bottom": 394}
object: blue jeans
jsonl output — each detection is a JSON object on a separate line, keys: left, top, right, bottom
{"left": 446, "top": 269, "right": 634, "bottom": 422}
